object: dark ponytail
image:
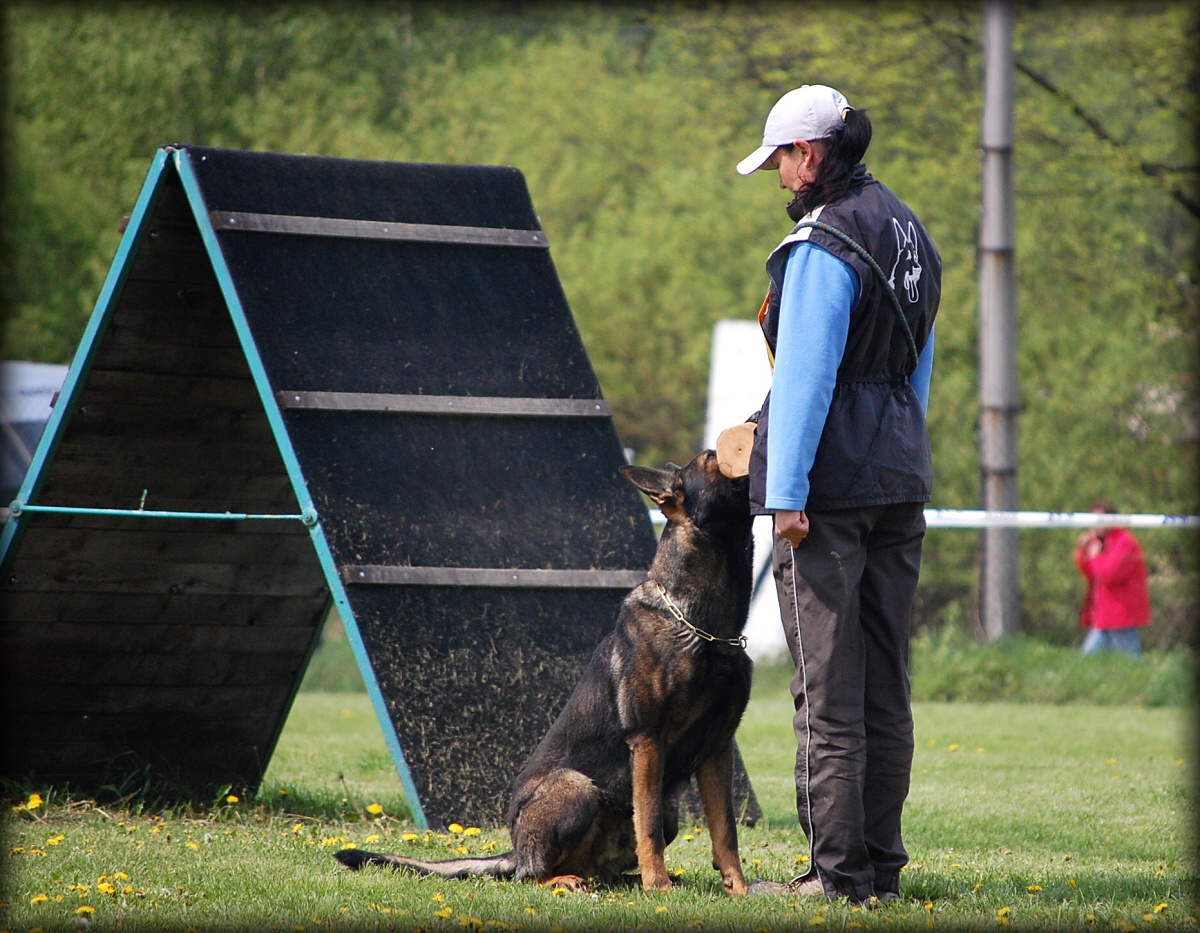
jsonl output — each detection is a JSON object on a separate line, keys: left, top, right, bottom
{"left": 787, "top": 108, "right": 872, "bottom": 220}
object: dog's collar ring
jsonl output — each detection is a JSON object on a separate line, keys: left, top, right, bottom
{"left": 653, "top": 582, "right": 747, "bottom": 650}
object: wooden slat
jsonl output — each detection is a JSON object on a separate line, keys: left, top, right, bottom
{"left": 0, "top": 741, "right": 268, "bottom": 785}
{"left": 1, "top": 621, "right": 324, "bottom": 656}
{"left": 1, "top": 590, "right": 328, "bottom": 626}
{"left": 277, "top": 391, "right": 612, "bottom": 418}
{"left": 4, "top": 649, "right": 308, "bottom": 688}
{"left": 210, "top": 210, "right": 549, "bottom": 249}
{"left": 0, "top": 682, "right": 295, "bottom": 715}
{"left": 9, "top": 525, "right": 317, "bottom": 565}
{"left": 4, "top": 557, "right": 328, "bottom": 597}
{"left": 342, "top": 565, "right": 647, "bottom": 589}
{"left": 4, "top": 711, "right": 286, "bottom": 744}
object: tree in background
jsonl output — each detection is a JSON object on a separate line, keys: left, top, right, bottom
{"left": 2, "top": 2, "right": 1194, "bottom": 644}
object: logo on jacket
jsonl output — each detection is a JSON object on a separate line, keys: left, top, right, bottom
{"left": 888, "top": 218, "right": 923, "bottom": 303}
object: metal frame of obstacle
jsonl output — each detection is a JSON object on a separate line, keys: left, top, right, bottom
{"left": 1, "top": 146, "right": 760, "bottom": 830}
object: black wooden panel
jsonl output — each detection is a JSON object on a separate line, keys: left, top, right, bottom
{"left": 186, "top": 146, "right": 540, "bottom": 230}
{"left": 0, "top": 161, "right": 329, "bottom": 798}
{"left": 221, "top": 235, "right": 596, "bottom": 398}
{"left": 285, "top": 412, "right": 649, "bottom": 571}
{"left": 350, "top": 585, "right": 629, "bottom": 825}
{"left": 1, "top": 147, "right": 756, "bottom": 827}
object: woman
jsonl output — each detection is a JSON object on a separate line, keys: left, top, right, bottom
{"left": 1076, "top": 501, "right": 1151, "bottom": 658}
{"left": 737, "top": 85, "right": 941, "bottom": 906}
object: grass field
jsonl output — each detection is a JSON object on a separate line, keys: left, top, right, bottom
{"left": 3, "top": 659, "right": 1194, "bottom": 932}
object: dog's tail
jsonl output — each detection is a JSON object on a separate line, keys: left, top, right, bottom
{"left": 333, "top": 847, "right": 517, "bottom": 880}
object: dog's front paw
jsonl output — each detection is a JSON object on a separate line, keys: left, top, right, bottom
{"left": 541, "top": 875, "right": 590, "bottom": 894}
{"left": 641, "top": 872, "right": 674, "bottom": 892}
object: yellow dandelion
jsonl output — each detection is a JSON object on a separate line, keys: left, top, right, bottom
{"left": 27, "top": 793, "right": 44, "bottom": 809}
{"left": 366, "top": 834, "right": 381, "bottom": 842}
{"left": 1027, "top": 884, "right": 1042, "bottom": 894}
{"left": 367, "top": 803, "right": 385, "bottom": 815}
{"left": 808, "top": 917, "right": 826, "bottom": 926}
{"left": 403, "top": 832, "right": 420, "bottom": 841}
{"left": 46, "top": 834, "right": 64, "bottom": 846}
{"left": 997, "top": 907, "right": 1012, "bottom": 917}
{"left": 30, "top": 893, "right": 48, "bottom": 904}
{"left": 292, "top": 823, "right": 305, "bottom": 834}
{"left": 97, "top": 883, "right": 117, "bottom": 895}
{"left": 1068, "top": 878, "right": 1077, "bottom": 888}
{"left": 682, "top": 834, "right": 694, "bottom": 841}
{"left": 434, "top": 907, "right": 453, "bottom": 918}
{"left": 448, "top": 823, "right": 464, "bottom": 834}
{"left": 794, "top": 854, "right": 810, "bottom": 863}
{"left": 655, "top": 905, "right": 668, "bottom": 913}
{"left": 947, "top": 743, "right": 959, "bottom": 751}
{"left": 112, "top": 872, "right": 129, "bottom": 880}
{"left": 226, "top": 794, "right": 239, "bottom": 804}
{"left": 11, "top": 846, "right": 25, "bottom": 854}
{"left": 123, "top": 886, "right": 134, "bottom": 895}
{"left": 1154, "top": 903, "right": 1168, "bottom": 914}
{"left": 463, "top": 826, "right": 481, "bottom": 836}
{"left": 185, "top": 842, "right": 200, "bottom": 850}
{"left": 279, "top": 789, "right": 290, "bottom": 796}
{"left": 75, "top": 905, "right": 96, "bottom": 916}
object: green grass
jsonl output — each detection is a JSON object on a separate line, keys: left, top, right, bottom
{"left": 2, "top": 666, "right": 1194, "bottom": 932}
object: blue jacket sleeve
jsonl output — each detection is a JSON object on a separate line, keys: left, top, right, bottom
{"left": 912, "top": 325, "right": 935, "bottom": 415}
{"left": 765, "top": 242, "right": 858, "bottom": 512}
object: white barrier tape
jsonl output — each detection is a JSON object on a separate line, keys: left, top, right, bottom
{"left": 923, "top": 510, "right": 1198, "bottom": 529}
{"left": 649, "top": 509, "right": 1198, "bottom": 528}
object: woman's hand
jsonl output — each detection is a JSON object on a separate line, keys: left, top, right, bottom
{"left": 774, "top": 509, "right": 810, "bottom": 547}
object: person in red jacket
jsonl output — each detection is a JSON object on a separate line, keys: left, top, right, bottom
{"left": 1075, "top": 501, "right": 1152, "bottom": 657}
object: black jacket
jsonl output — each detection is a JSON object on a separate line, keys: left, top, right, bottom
{"left": 749, "top": 176, "right": 941, "bottom": 513}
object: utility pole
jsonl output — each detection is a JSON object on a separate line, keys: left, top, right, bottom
{"left": 978, "top": 0, "right": 1020, "bottom": 640}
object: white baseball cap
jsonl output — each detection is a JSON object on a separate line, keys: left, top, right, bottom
{"left": 736, "top": 84, "right": 852, "bottom": 175}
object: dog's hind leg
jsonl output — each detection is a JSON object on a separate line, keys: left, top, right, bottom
{"left": 694, "top": 744, "right": 748, "bottom": 896}
{"left": 510, "top": 769, "right": 606, "bottom": 884}
{"left": 333, "top": 847, "right": 517, "bottom": 880}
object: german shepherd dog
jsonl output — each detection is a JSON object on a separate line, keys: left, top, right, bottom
{"left": 334, "top": 450, "right": 754, "bottom": 895}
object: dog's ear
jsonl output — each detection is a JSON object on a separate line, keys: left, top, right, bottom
{"left": 619, "top": 465, "right": 684, "bottom": 520}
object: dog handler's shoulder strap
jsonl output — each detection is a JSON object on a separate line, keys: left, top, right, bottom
{"left": 790, "top": 220, "right": 919, "bottom": 376}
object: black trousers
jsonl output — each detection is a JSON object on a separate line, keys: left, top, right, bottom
{"left": 771, "top": 501, "right": 925, "bottom": 901}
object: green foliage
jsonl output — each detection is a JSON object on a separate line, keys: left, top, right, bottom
{"left": 3, "top": 3, "right": 1195, "bottom": 641}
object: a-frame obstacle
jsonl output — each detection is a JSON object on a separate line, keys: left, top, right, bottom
{"left": 1, "top": 146, "right": 759, "bottom": 829}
